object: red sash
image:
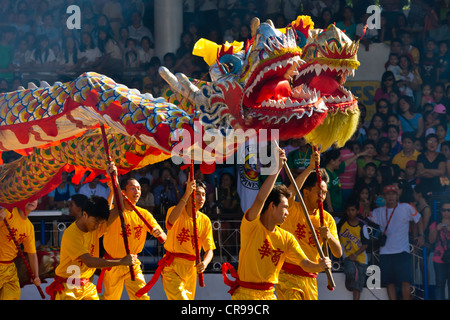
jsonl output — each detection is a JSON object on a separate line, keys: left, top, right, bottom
{"left": 222, "top": 262, "right": 275, "bottom": 296}
{"left": 45, "top": 275, "right": 90, "bottom": 300}
{"left": 281, "top": 262, "right": 317, "bottom": 278}
{"left": 135, "top": 251, "right": 196, "bottom": 298}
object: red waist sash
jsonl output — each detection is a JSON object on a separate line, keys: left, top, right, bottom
{"left": 281, "top": 262, "right": 317, "bottom": 278}
{"left": 222, "top": 262, "right": 275, "bottom": 296}
{"left": 45, "top": 275, "right": 90, "bottom": 300}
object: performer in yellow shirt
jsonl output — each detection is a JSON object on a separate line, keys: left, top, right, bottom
{"left": 136, "top": 175, "right": 215, "bottom": 300}
{"left": 45, "top": 194, "right": 136, "bottom": 300}
{"left": 100, "top": 176, "right": 167, "bottom": 300}
{"left": 277, "top": 151, "right": 342, "bottom": 300}
{"left": 0, "top": 200, "right": 40, "bottom": 300}
{"left": 222, "top": 147, "right": 331, "bottom": 300}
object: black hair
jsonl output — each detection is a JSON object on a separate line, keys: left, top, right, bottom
{"left": 261, "top": 184, "right": 292, "bottom": 214}
{"left": 302, "top": 168, "right": 329, "bottom": 190}
{"left": 83, "top": 195, "right": 110, "bottom": 220}
{"left": 345, "top": 198, "right": 360, "bottom": 211}
{"left": 71, "top": 194, "right": 88, "bottom": 209}
{"left": 323, "top": 149, "right": 341, "bottom": 167}
{"left": 401, "top": 131, "right": 416, "bottom": 143}
{"left": 120, "top": 177, "right": 139, "bottom": 190}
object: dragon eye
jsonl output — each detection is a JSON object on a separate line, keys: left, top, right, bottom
{"left": 296, "top": 31, "right": 307, "bottom": 48}
{"left": 218, "top": 54, "right": 243, "bottom": 75}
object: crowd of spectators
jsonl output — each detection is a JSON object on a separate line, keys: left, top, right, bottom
{"left": 2, "top": 0, "right": 450, "bottom": 299}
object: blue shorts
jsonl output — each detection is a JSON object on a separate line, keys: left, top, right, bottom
{"left": 379, "top": 252, "right": 413, "bottom": 286}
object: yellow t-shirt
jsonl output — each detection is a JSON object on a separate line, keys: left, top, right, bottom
{"left": 282, "top": 200, "right": 338, "bottom": 264}
{"left": 164, "top": 206, "right": 215, "bottom": 256}
{"left": 103, "top": 206, "right": 162, "bottom": 257}
{"left": 237, "top": 214, "right": 308, "bottom": 284}
{"left": 0, "top": 208, "right": 36, "bottom": 261}
{"left": 392, "top": 149, "right": 420, "bottom": 171}
{"left": 55, "top": 221, "right": 104, "bottom": 279}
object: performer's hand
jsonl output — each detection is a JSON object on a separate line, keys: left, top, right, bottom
{"left": 121, "top": 254, "right": 137, "bottom": 266}
{"left": 185, "top": 178, "right": 196, "bottom": 197}
{"left": 152, "top": 228, "right": 167, "bottom": 242}
{"left": 319, "top": 257, "right": 331, "bottom": 271}
{"left": 196, "top": 261, "right": 207, "bottom": 274}
{"left": 33, "top": 277, "right": 41, "bottom": 287}
{"left": 318, "top": 226, "right": 332, "bottom": 240}
{"left": 277, "top": 147, "right": 287, "bottom": 171}
{"left": 308, "top": 149, "right": 320, "bottom": 170}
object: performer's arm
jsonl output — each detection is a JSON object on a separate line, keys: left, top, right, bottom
{"left": 318, "top": 226, "right": 343, "bottom": 258}
{"left": 287, "top": 150, "right": 319, "bottom": 196}
{"left": 246, "top": 147, "right": 286, "bottom": 222}
{"left": 196, "top": 249, "right": 214, "bottom": 274}
{"left": 167, "top": 178, "right": 195, "bottom": 226}
{"left": 27, "top": 252, "right": 41, "bottom": 286}
{"left": 105, "top": 162, "right": 122, "bottom": 226}
{"left": 300, "top": 257, "right": 331, "bottom": 273}
{"left": 79, "top": 253, "right": 137, "bottom": 269}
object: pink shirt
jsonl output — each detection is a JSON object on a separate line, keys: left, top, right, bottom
{"left": 339, "top": 148, "right": 357, "bottom": 190}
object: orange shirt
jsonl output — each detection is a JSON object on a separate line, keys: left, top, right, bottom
{"left": 282, "top": 199, "right": 338, "bottom": 264}
{"left": 103, "top": 206, "right": 162, "bottom": 258}
{"left": 0, "top": 208, "right": 36, "bottom": 261}
{"left": 55, "top": 221, "right": 104, "bottom": 279}
{"left": 237, "top": 213, "right": 307, "bottom": 284}
{"left": 164, "top": 206, "right": 215, "bottom": 256}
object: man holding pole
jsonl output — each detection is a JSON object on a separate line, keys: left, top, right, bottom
{"left": 222, "top": 147, "right": 331, "bottom": 300}
{"left": 0, "top": 200, "right": 41, "bottom": 300}
{"left": 100, "top": 176, "right": 167, "bottom": 300}
{"left": 277, "top": 150, "right": 342, "bottom": 300}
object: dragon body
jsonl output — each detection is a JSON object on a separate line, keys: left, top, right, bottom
{"left": 0, "top": 16, "right": 361, "bottom": 210}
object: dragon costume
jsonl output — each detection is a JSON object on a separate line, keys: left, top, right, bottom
{"left": 0, "top": 16, "right": 360, "bottom": 211}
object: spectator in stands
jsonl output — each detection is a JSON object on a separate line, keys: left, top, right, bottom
{"left": 57, "top": 35, "right": 79, "bottom": 72}
{"left": 29, "top": 35, "right": 56, "bottom": 67}
{"left": 400, "top": 31, "right": 420, "bottom": 65}
{"left": 78, "top": 175, "right": 110, "bottom": 200}
{"left": 335, "top": 6, "right": 356, "bottom": 41}
{"left": 437, "top": 41, "right": 450, "bottom": 84}
{"left": 12, "top": 10, "right": 31, "bottom": 39}
{"left": 397, "top": 54, "right": 422, "bottom": 99}
{"left": 432, "top": 84, "right": 450, "bottom": 109}
{"left": 354, "top": 162, "right": 378, "bottom": 198}
{"left": 441, "top": 141, "right": 450, "bottom": 176}
{"left": 355, "top": 12, "right": 378, "bottom": 50}
{"left": 428, "top": 199, "right": 450, "bottom": 300}
{"left": 316, "top": 7, "right": 333, "bottom": 30}
{"left": 127, "top": 10, "right": 153, "bottom": 44}
{"left": 368, "top": 112, "right": 388, "bottom": 137}
{"left": 392, "top": 132, "right": 420, "bottom": 171}
{"left": 117, "top": 26, "right": 129, "bottom": 52}
{"left": 136, "top": 177, "right": 155, "bottom": 212}
{"left": 413, "top": 183, "right": 432, "bottom": 239}
{"left": 338, "top": 200, "right": 369, "bottom": 300}
{"left": 97, "top": 27, "right": 123, "bottom": 76}
{"left": 366, "top": 127, "right": 380, "bottom": 146}
{"left": 286, "top": 137, "right": 312, "bottom": 178}
{"left": 78, "top": 32, "right": 102, "bottom": 69}
{"left": 35, "top": 11, "right": 61, "bottom": 42}
{"left": 153, "top": 167, "right": 182, "bottom": 213}
{"left": 368, "top": 184, "right": 424, "bottom": 300}
{"left": 123, "top": 38, "right": 139, "bottom": 68}
{"left": 388, "top": 88, "right": 402, "bottom": 114}
{"left": 387, "top": 125, "right": 402, "bottom": 157}
{"left": 436, "top": 122, "right": 449, "bottom": 152}
{"left": 398, "top": 95, "right": 424, "bottom": 139}
{"left": 48, "top": 171, "right": 76, "bottom": 210}
{"left": 101, "top": 0, "right": 124, "bottom": 39}
{"left": 385, "top": 53, "right": 401, "bottom": 81}
{"left": 357, "top": 140, "right": 380, "bottom": 178}
{"left": 420, "top": 38, "right": 439, "bottom": 86}
{"left": 138, "top": 36, "right": 154, "bottom": 66}
{"left": 417, "top": 133, "right": 446, "bottom": 194}
{"left": 375, "top": 137, "right": 392, "bottom": 165}
{"left": 374, "top": 71, "right": 398, "bottom": 103}
{"left": 419, "top": 84, "right": 435, "bottom": 110}
{"left": 404, "top": 160, "right": 419, "bottom": 188}
{"left": 375, "top": 98, "right": 391, "bottom": 117}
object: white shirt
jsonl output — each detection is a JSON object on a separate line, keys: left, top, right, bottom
{"left": 78, "top": 183, "right": 110, "bottom": 200}
{"left": 369, "top": 202, "right": 421, "bottom": 254}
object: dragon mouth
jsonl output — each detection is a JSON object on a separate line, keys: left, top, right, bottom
{"left": 294, "top": 61, "right": 355, "bottom": 109}
{"left": 242, "top": 55, "right": 326, "bottom": 124}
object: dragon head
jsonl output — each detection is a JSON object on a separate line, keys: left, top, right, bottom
{"left": 161, "top": 17, "right": 327, "bottom": 141}
{"left": 293, "top": 22, "right": 361, "bottom": 149}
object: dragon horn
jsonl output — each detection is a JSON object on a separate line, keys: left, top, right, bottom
{"left": 250, "top": 17, "right": 260, "bottom": 37}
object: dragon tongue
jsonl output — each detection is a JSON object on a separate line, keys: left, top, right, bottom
{"left": 309, "top": 74, "right": 339, "bottom": 95}
{"left": 255, "top": 77, "right": 291, "bottom": 105}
